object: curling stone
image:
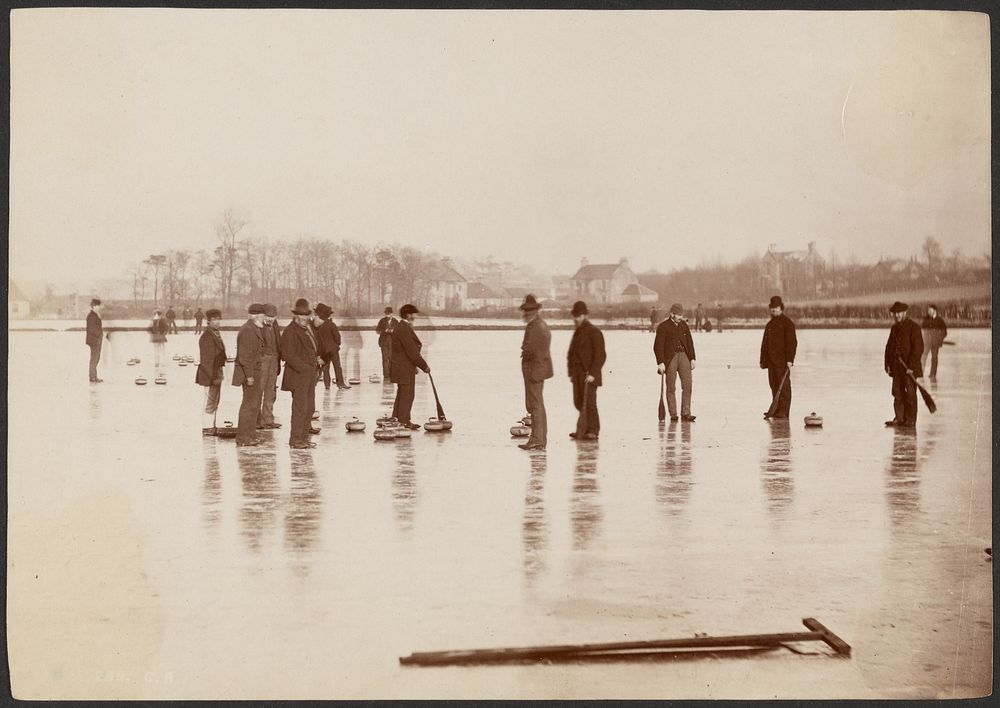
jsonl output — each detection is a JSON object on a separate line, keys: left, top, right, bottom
{"left": 369, "top": 374, "right": 381, "bottom": 383}
{"left": 373, "top": 427, "right": 397, "bottom": 441}
{"left": 377, "top": 414, "right": 398, "bottom": 426}
{"left": 226, "top": 356, "right": 236, "bottom": 363}
{"left": 345, "top": 417, "right": 366, "bottom": 432}
{"left": 126, "top": 358, "right": 138, "bottom": 366}
{"left": 312, "top": 412, "right": 320, "bottom": 421}
{"left": 178, "top": 361, "right": 188, "bottom": 367}
{"left": 393, "top": 426, "right": 413, "bottom": 438}
{"left": 216, "top": 421, "right": 238, "bottom": 439}
{"left": 804, "top": 412, "right": 823, "bottom": 427}
{"left": 348, "top": 377, "right": 362, "bottom": 385}
{"left": 510, "top": 423, "right": 531, "bottom": 437}
{"left": 154, "top": 374, "right": 167, "bottom": 385}
{"left": 424, "top": 417, "right": 451, "bottom": 432}
{"left": 521, "top": 414, "right": 533, "bottom": 427}
{"left": 134, "top": 376, "right": 148, "bottom": 385}
{"left": 172, "top": 354, "right": 181, "bottom": 361}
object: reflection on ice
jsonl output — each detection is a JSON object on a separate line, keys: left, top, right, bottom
{"left": 237, "top": 448, "right": 280, "bottom": 554}
{"left": 201, "top": 440, "right": 222, "bottom": 533}
{"left": 884, "top": 428, "right": 921, "bottom": 528}
{"left": 392, "top": 442, "right": 417, "bottom": 533}
{"left": 761, "top": 420, "right": 794, "bottom": 519}
{"left": 656, "top": 421, "right": 692, "bottom": 515}
{"left": 522, "top": 453, "right": 548, "bottom": 588}
{"left": 286, "top": 452, "right": 321, "bottom": 558}
{"left": 570, "top": 444, "right": 602, "bottom": 550}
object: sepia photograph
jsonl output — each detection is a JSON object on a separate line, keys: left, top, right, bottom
{"left": 6, "top": 5, "right": 992, "bottom": 700}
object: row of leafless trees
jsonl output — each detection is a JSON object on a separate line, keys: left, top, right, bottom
{"left": 127, "top": 209, "right": 450, "bottom": 315}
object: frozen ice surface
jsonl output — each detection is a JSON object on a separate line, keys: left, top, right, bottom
{"left": 7, "top": 328, "right": 992, "bottom": 699}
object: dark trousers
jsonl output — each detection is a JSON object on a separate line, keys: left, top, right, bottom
{"left": 167, "top": 318, "right": 178, "bottom": 334}
{"left": 236, "top": 376, "right": 264, "bottom": 443}
{"left": 891, "top": 373, "right": 918, "bottom": 425}
{"left": 572, "top": 375, "right": 599, "bottom": 436}
{"left": 88, "top": 341, "right": 102, "bottom": 380}
{"left": 393, "top": 382, "right": 415, "bottom": 424}
{"left": 323, "top": 351, "right": 346, "bottom": 387}
{"left": 380, "top": 343, "right": 392, "bottom": 378}
{"left": 921, "top": 345, "right": 941, "bottom": 378}
{"left": 524, "top": 378, "right": 547, "bottom": 446}
{"left": 259, "top": 355, "right": 279, "bottom": 425}
{"left": 767, "top": 366, "right": 792, "bottom": 417}
{"left": 289, "top": 381, "right": 312, "bottom": 445}
{"left": 195, "top": 320, "right": 203, "bottom": 333}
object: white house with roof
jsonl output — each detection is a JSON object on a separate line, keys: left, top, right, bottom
{"left": 424, "top": 259, "right": 468, "bottom": 311}
{"left": 8, "top": 280, "right": 31, "bottom": 319}
{"left": 569, "top": 257, "right": 654, "bottom": 305}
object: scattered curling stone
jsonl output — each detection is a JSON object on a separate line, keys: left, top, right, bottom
{"left": 178, "top": 361, "right": 188, "bottom": 367}
{"left": 126, "top": 358, "right": 138, "bottom": 366}
{"left": 216, "top": 421, "right": 238, "bottom": 439}
{"left": 226, "top": 356, "right": 236, "bottom": 363}
{"left": 373, "top": 426, "right": 397, "bottom": 441}
{"left": 510, "top": 422, "right": 531, "bottom": 437}
{"left": 312, "top": 412, "right": 320, "bottom": 421}
{"left": 369, "top": 374, "right": 381, "bottom": 383}
{"left": 154, "top": 374, "right": 167, "bottom": 385}
{"left": 134, "top": 376, "right": 148, "bottom": 385}
{"left": 348, "top": 377, "right": 362, "bottom": 385}
{"left": 394, "top": 426, "right": 413, "bottom": 439}
{"left": 804, "top": 412, "right": 823, "bottom": 428}
{"left": 424, "top": 417, "right": 452, "bottom": 432}
{"left": 345, "top": 417, "right": 366, "bottom": 432}
{"left": 172, "top": 354, "right": 181, "bottom": 361}
{"left": 377, "top": 414, "right": 398, "bottom": 426}
{"left": 521, "top": 414, "right": 533, "bottom": 427}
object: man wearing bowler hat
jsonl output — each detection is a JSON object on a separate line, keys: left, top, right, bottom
{"left": 257, "top": 304, "right": 282, "bottom": 430}
{"left": 653, "top": 303, "right": 697, "bottom": 422}
{"left": 567, "top": 300, "right": 606, "bottom": 440}
{"left": 196, "top": 308, "right": 227, "bottom": 435}
{"left": 313, "top": 303, "right": 350, "bottom": 391}
{"left": 884, "top": 301, "right": 924, "bottom": 428}
{"left": 281, "top": 298, "right": 322, "bottom": 448}
{"left": 519, "top": 294, "right": 553, "bottom": 450}
{"left": 376, "top": 306, "right": 397, "bottom": 379}
{"left": 760, "top": 295, "right": 797, "bottom": 419}
{"left": 85, "top": 297, "right": 104, "bottom": 383}
{"left": 233, "top": 303, "right": 267, "bottom": 446}
{"left": 390, "top": 303, "right": 430, "bottom": 429}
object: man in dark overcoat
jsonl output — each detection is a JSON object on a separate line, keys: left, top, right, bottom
{"left": 520, "top": 294, "right": 553, "bottom": 450}
{"left": 654, "top": 303, "right": 697, "bottom": 421}
{"left": 281, "top": 298, "right": 322, "bottom": 448}
{"left": 884, "top": 301, "right": 924, "bottom": 428}
{"left": 196, "top": 308, "right": 227, "bottom": 435}
{"left": 376, "top": 306, "right": 397, "bottom": 379}
{"left": 85, "top": 298, "right": 104, "bottom": 383}
{"left": 760, "top": 295, "right": 797, "bottom": 419}
{"left": 232, "top": 303, "right": 266, "bottom": 446}
{"left": 390, "top": 303, "right": 430, "bottom": 429}
{"left": 920, "top": 304, "right": 948, "bottom": 380}
{"left": 313, "top": 303, "right": 349, "bottom": 390}
{"left": 567, "top": 300, "right": 606, "bottom": 440}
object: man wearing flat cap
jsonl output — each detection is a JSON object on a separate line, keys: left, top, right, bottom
{"left": 519, "top": 294, "right": 553, "bottom": 450}
{"left": 281, "top": 298, "right": 322, "bottom": 448}
{"left": 390, "top": 303, "right": 430, "bottom": 429}
{"left": 257, "top": 304, "right": 282, "bottom": 430}
{"left": 884, "top": 301, "right": 924, "bottom": 428}
{"left": 760, "top": 295, "right": 797, "bottom": 419}
{"left": 233, "top": 303, "right": 267, "bottom": 446}
{"left": 567, "top": 300, "right": 606, "bottom": 440}
{"left": 196, "top": 308, "right": 227, "bottom": 435}
{"left": 653, "top": 303, "right": 697, "bottom": 421}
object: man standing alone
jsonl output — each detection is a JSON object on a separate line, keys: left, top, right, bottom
{"left": 281, "top": 298, "right": 322, "bottom": 449}
{"left": 694, "top": 303, "right": 706, "bottom": 332}
{"left": 567, "top": 301, "right": 606, "bottom": 440}
{"left": 233, "top": 303, "right": 266, "bottom": 446}
{"left": 165, "top": 305, "right": 179, "bottom": 334}
{"left": 884, "top": 301, "right": 924, "bottom": 428}
{"left": 194, "top": 307, "right": 204, "bottom": 334}
{"left": 376, "top": 306, "right": 397, "bottom": 379}
{"left": 654, "top": 303, "right": 697, "bottom": 422}
{"left": 519, "top": 294, "right": 553, "bottom": 450}
{"left": 759, "top": 295, "right": 797, "bottom": 419}
{"left": 85, "top": 298, "right": 104, "bottom": 383}
{"left": 920, "top": 304, "right": 948, "bottom": 381}
{"left": 196, "top": 308, "right": 226, "bottom": 435}
{"left": 257, "top": 304, "right": 282, "bottom": 430}
{"left": 390, "top": 303, "right": 430, "bottom": 430}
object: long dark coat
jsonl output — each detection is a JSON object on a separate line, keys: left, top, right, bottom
{"left": 521, "top": 316, "right": 554, "bottom": 383}
{"left": 885, "top": 318, "right": 924, "bottom": 377}
{"left": 280, "top": 321, "right": 319, "bottom": 391}
{"left": 760, "top": 313, "right": 797, "bottom": 369}
{"left": 85, "top": 310, "right": 102, "bottom": 346}
{"left": 567, "top": 319, "right": 607, "bottom": 385}
{"left": 196, "top": 328, "right": 227, "bottom": 386}
{"left": 390, "top": 319, "right": 428, "bottom": 385}
{"left": 314, "top": 319, "right": 341, "bottom": 360}
{"left": 232, "top": 320, "right": 264, "bottom": 386}
{"left": 653, "top": 318, "right": 696, "bottom": 364}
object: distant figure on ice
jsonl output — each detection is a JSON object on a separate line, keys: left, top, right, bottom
{"left": 196, "top": 308, "right": 226, "bottom": 436}
{"left": 194, "top": 307, "right": 204, "bottom": 334}
{"left": 85, "top": 297, "right": 104, "bottom": 383}
{"left": 884, "top": 301, "right": 924, "bottom": 428}
{"left": 694, "top": 303, "right": 705, "bottom": 332}
{"left": 920, "top": 304, "right": 948, "bottom": 381}
{"left": 281, "top": 299, "right": 321, "bottom": 449}
{"left": 567, "top": 300, "right": 606, "bottom": 441}
{"left": 233, "top": 304, "right": 266, "bottom": 447}
{"left": 183, "top": 305, "right": 193, "bottom": 329}
{"left": 648, "top": 307, "right": 659, "bottom": 333}
{"left": 313, "top": 303, "right": 349, "bottom": 390}
{"left": 519, "top": 294, "right": 553, "bottom": 450}
{"left": 149, "top": 310, "right": 169, "bottom": 368}
{"left": 376, "top": 306, "right": 397, "bottom": 378}
{"left": 165, "top": 305, "right": 179, "bottom": 334}
{"left": 759, "top": 295, "right": 797, "bottom": 419}
{"left": 258, "top": 304, "right": 282, "bottom": 430}
{"left": 715, "top": 302, "right": 724, "bottom": 333}
{"left": 390, "top": 303, "right": 430, "bottom": 430}
{"left": 654, "top": 303, "right": 697, "bottom": 422}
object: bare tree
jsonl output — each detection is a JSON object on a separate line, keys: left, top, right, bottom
{"left": 922, "top": 236, "right": 943, "bottom": 271}
{"left": 213, "top": 209, "right": 247, "bottom": 311}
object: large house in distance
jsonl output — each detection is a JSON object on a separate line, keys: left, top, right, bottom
{"left": 424, "top": 258, "right": 468, "bottom": 311}
{"left": 8, "top": 280, "right": 31, "bottom": 319}
{"left": 759, "top": 242, "right": 826, "bottom": 296}
{"left": 569, "top": 257, "right": 657, "bottom": 305}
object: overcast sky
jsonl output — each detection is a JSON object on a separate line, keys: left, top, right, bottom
{"left": 10, "top": 9, "right": 990, "bottom": 289}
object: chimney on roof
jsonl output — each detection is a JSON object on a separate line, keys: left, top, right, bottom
{"left": 807, "top": 241, "right": 816, "bottom": 254}
{"left": 619, "top": 257, "right": 629, "bottom": 267}
{"left": 768, "top": 243, "right": 777, "bottom": 253}
{"left": 580, "top": 257, "right": 589, "bottom": 268}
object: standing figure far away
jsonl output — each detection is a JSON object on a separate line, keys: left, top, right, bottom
{"left": 313, "top": 303, "right": 350, "bottom": 390}
{"left": 920, "top": 304, "right": 948, "bottom": 381}
{"left": 759, "top": 295, "right": 797, "bottom": 419}
{"left": 376, "top": 306, "right": 397, "bottom": 379}
{"left": 86, "top": 297, "right": 104, "bottom": 383}
{"left": 257, "top": 303, "right": 282, "bottom": 430}
{"left": 194, "top": 307, "right": 204, "bottom": 334}
{"left": 280, "top": 298, "right": 322, "bottom": 449}
{"left": 196, "top": 308, "right": 227, "bottom": 435}
{"left": 519, "top": 294, "right": 553, "bottom": 451}
{"left": 149, "top": 310, "right": 169, "bottom": 368}
{"left": 654, "top": 303, "right": 697, "bottom": 422}
{"left": 390, "top": 303, "right": 430, "bottom": 430}
{"left": 232, "top": 303, "right": 266, "bottom": 446}
{"left": 884, "top": 301, "right": 924, "bottom": 428}
{"left": 567, "top": 300, "right": 606, "bottom": 441}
